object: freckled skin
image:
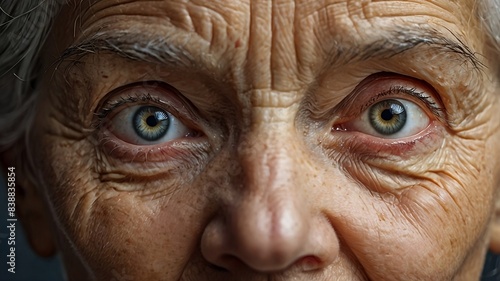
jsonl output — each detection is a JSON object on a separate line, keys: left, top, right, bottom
{"left": 8, "top": 0, "right": 500, "bottom": 280}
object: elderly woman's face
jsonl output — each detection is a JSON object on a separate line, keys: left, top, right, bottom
{"left": 19, "top": 0, "right": 500, "bottom": 280}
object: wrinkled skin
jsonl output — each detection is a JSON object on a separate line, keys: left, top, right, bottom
{"left": 5, "top": 0, "right": 500, "bottom": 280}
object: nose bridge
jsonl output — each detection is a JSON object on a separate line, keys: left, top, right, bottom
{"left": 238, "top": 119, "right": 306, "bottom": 227}
{"left": 236, "top": 87, "right": 304, "bottom": 195}
{"left": 238, "top": 119, "right": 301, "bottom": 198}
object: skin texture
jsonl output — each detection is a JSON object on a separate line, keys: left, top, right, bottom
{"left": 4, "top": 0, "right": 500, "bottom": 280}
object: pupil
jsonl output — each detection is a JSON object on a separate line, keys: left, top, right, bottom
{"left": 381, "top": 109, "right": 393, "bottom": 121}
{"left": 146, "top": 115, "right": 158, "bottom": 127}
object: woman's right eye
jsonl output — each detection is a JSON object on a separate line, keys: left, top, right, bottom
{"left": 107, "top": 104, "right": 193, "bottom": 145}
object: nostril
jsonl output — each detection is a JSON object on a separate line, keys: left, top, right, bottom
{"left": 208, "top": 253, "right": 324, "bottom": 273}
{"left": 296, "top": 255, "right": 323, "bottom": 271}
{"left": 207, "top": 262, "right": 230, "bottom": 272}
{"left": 206, "top": 254, "right": 242, "bottom": 273}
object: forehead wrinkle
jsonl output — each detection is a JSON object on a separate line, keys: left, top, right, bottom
{"left": 360, "top": 0, "right": 460, "bottom": 20}
{"left": 74, "top": 0, "right": 246, "bottom": 46}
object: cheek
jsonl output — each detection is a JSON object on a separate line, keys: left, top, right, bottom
{"left": 317, "top": 137, "right": 495, "bottom": 280}
{"left": 70, "top": 195, "right": 203, "bottom": 280}
{"left": 32, "top": 129, "right": 207, "bottom": 280}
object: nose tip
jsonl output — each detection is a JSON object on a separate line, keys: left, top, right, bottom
{"left": 201, "top": 196, "right": 338, "bottom": 273}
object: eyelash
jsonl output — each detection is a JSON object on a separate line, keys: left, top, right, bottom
{"left": 96, "top": 93, "right": 163, "bottom": 121}
{"left": 93, "top": 92, "right": 193, "bottom": 136}
{"left": 361, "top": 86, "right": 443, "bottom": 119}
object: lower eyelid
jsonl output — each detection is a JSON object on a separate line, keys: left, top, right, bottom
{"left": 98, "top": 131, "right": 209, "bottom": 163}
{"left": 326, "top": 121, "right": 443, "bottom": 159}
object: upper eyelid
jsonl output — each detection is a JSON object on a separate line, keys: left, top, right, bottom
{"left": 97, "top": 93, "right": 163, "bottom": 120}
{"left": 93, "top": 83, "right": 199, "bottom": 130}
{"left": 360, "top": 86, "right": 444, "bottom": 119}
{"left": 327, "top": 74, "right": 449, "bottom": 127}
{"left": 99, "top": 94, "right": 189, "bottom": 125}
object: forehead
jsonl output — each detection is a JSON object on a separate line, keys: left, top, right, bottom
{"left": 73, "top": 0, "right": 473, "bottom": 30}
{"left": 54, "top": 0, "right": 481, "bottom": 91}
{"left": 76, "top": 0, "right": 470, "bottom": 18}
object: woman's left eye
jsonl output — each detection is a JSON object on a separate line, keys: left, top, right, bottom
{"left": 108, "top": 105, "right": 192, "bottom": 145}
{"left": 343, "top": 98, "right": 430, "bottom": 139}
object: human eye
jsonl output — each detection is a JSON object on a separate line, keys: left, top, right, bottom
{"left": 95, "top": 82, "right": 204, "bottom": 162}
{"left": 333, "top": 73, "right": 444, "bottom": 141}
{"left": 109, "top": 105, "right": 190, "bottom": 145}
{"left": 343, "top": 92, "right": 431, "bottom": 139}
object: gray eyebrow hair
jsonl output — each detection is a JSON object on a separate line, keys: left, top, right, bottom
{"left": 57, "top": 27, "right": 483, "bottom": 73}
{"left": 58, "top": 31, "right": 198, "bottom": 68}
{"left": 329, "top": 28, "right": 483, "bottom": 71}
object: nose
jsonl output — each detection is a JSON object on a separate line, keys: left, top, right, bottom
{"left": 201, "top": 124, "right": 338, "bottom": 273}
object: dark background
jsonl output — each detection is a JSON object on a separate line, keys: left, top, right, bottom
{"left": 0, "top": 175, "right": 498, "bottom": 281}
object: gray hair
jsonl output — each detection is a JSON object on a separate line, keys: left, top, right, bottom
{"left": 0, "top": 0, "right": 65, "bottom": 150}
{"left": 0, "top": 0, "right": 499, "bottom": 153}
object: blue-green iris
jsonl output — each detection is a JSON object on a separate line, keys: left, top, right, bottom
{"left": 369, "top": 99, "right": 407, "bottom": 135}
{"left": 132, "top": 106, "right": 170, "bottom": 141}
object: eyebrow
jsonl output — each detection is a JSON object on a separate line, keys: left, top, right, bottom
{"left": 58, "top": 27, "right": 483, "bottom": 73}
{"left": 58, "top": 30, "right": 198, "bottom": 68}
{"left": 328, "top": 27, "right": 483, "bottom": 71}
